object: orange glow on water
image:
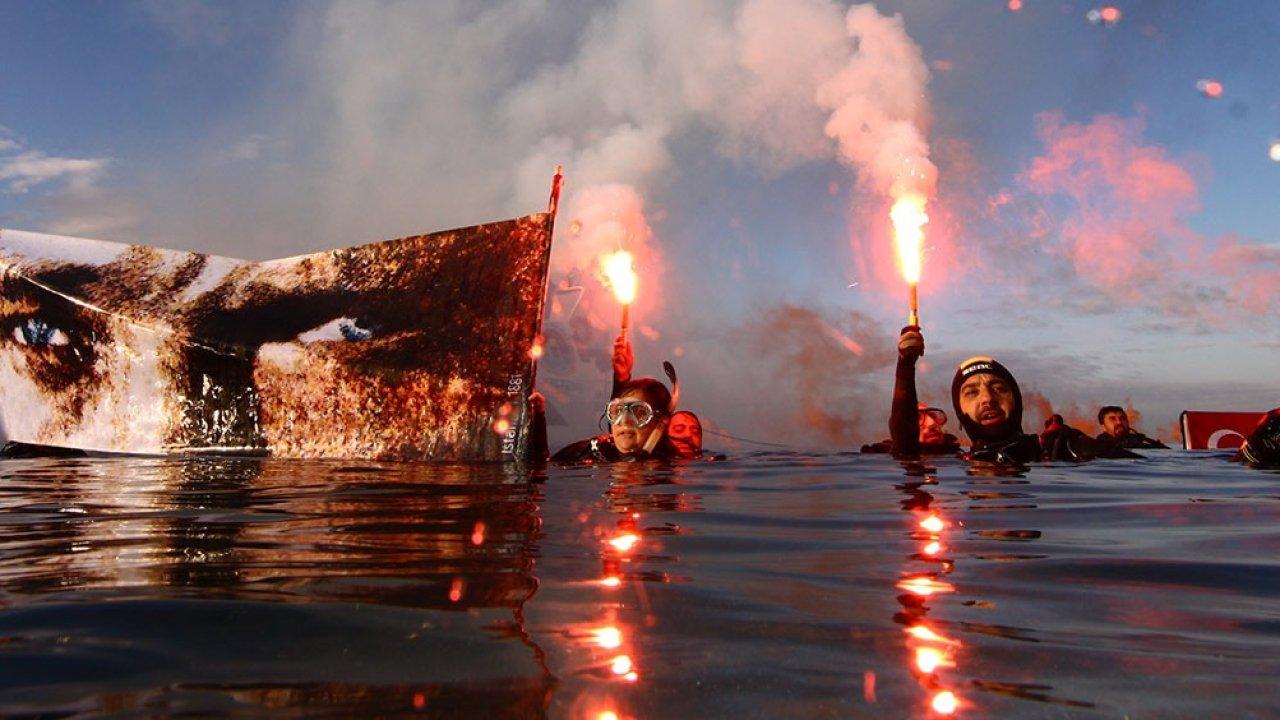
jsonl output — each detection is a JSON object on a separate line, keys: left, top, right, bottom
{"left": 601, "top": 251, "right": 638, "bottom": 305}
{"left": 919, "top": 515, "right": 945, "bottom": 532}
{"left": 922, "top": 541, "right": 942, "bottom": 556}
{"left": 915, "top": 647, "right": 952, "bottom": 673}
{"left": 470, "top": 521, "right": 486, "bottom": 546}
{"left": 610, "top": 655, "right": 633, "bottom": 675}
{"left": 907, "top": 624, "right": 959, "bottom": 646}
{"left": 593, "top": 626, "right": 623, "bottom": 649}
{"left": 598, "top": 712, "right": 619, "bottom": 720}
{"left": 600, "top": 576, "right": 622, "bottom": 588}
{"left": 609, "top": 533, "right": 640, "bottom": 553}
{"left": 890, "top": 193, "right": 928, "bottom": 285}
{"left": 931, "top": 690, "right": 959, "bottom": 714}
{"left": 899, "top": 577, "right": 955, "bottom": 596}
{"left": 448, "top": 577, "right": 464, "bottom": 603}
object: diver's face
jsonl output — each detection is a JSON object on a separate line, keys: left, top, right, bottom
{"left": 918, "top": 410, "right": 945, "bottom": 445}
{"left": 1101, "top": 411, "right": 1130, "bottom": 437}
{"left": 610, "top": 392, "right": 659, "bottom": 454}
{"left": 959, "top": 373, "right": 1015, "bottom": 428}
{"left": 668, "top": 412, "right": 702, "bottom": 458}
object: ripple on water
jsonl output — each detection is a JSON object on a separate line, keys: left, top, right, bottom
{"left": 0, "top": 452, "right": 1275, "bottom": 717}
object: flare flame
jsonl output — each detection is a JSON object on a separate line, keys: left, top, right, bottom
{"left": 891, "top": 193, "right": 928, "bottom": 286}
{"left": 601, "top": 250, "right": 638, "bottom": 305}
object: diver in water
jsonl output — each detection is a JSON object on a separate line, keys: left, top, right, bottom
{"left": 551, "top": 377, "right": 679, "bottom": 463}
{"left": 952, "top": 353, "right": 1141, "bottom": 463}
{"left": 668, "top": 410, "right": 704, "bottom": 459}
{"left": 890, "top": 327, "right": 1139, "bottom": 463}
{"left": 1094, "top": 406, "right": 1168, "bottom": 449}
{"left": 1238, "top": 408, "right": 1280, "bottom": 468}
{"left": 877, "top": 326, "right": 962, "bottom": 457}
{"left": 607, "top": 333, "right": 713, "bottom": 460}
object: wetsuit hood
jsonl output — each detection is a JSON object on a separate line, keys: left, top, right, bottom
{"left": 951, "top": 356, "right": 1023, "bottom": 445}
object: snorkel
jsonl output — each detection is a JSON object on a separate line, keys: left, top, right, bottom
{"left": 638, "top": 362, "right": 680, "bottom": 455}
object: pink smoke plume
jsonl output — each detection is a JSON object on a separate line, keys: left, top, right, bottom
{"left": 817, "top": 4, "right": 939, "bottom": 297}
{"left": 1017, "top": 112, "right": 1280, "bottom": 320}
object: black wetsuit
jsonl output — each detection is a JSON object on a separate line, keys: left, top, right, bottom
{"left": 1237, "top": 409, "right": 1280, "bottom": 468}
{"left": 884, "top": 351, "right": 963, "bottom": 458}
{"left": 861, "top": 435, "right": 962, "bottom": 455}
{"left": 1094, "top": 430, "right": 1168, "bottom": 450}
{"left": 958, "top": 427, "right": 1139, "bottom": 464}
{"left": 550, "top": 434, "right": 678, "bottom": 464}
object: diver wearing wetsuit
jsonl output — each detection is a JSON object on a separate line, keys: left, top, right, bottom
{"left": 551, "top": 377, "right": 679, "bottom": 464}
{"left": 1094, "top": 405, "right": 1168, "bottom": 449}
{"left": 1238, "top": 408, "right": 1280, "bottom": 469}
{"left": 875, "top": 326, "right": 961, "bottom": 457}
{"left": 951, "top": 353, "right": 1141, "bottom": 463}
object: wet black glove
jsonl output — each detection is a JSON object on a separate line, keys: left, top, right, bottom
{"left": 898, "top": 325, "right": 924, "bottom": 362}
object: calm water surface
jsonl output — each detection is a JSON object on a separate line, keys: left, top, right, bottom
{"left": 0, "top": 452, "right": 1277, "bottom": 718}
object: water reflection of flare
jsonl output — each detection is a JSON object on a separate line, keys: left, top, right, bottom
{"left": 895, "top": 479, "right": 965, "bottom": 714}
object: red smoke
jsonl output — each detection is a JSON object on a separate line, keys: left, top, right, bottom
{"left": 1023, "top": 390, "right": 1166, "bottom": 440}
{"left": 1017, "top": 113, "right": 1280, "bottom": 320}
{"left": 746, "top": 305, "right": 894, "bottom": 446}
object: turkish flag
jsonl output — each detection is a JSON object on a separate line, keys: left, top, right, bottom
{"left": 1179, "top": 411, "right": 1266, "bottom": 450}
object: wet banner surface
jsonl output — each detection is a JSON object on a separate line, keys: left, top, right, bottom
{"left": 0, "top": 215, "right": 552, "bottom": 460}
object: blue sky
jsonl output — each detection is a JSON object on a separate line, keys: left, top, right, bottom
{"left": 1, "top": 0, "right": 1277, "bottom": 447}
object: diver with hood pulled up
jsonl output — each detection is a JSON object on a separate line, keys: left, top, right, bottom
{"left": 889, "top": 327, "right": 1140, "bottom": 463}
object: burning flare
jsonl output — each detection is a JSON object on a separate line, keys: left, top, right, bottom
{"left": 890, "top": 192, "right": 928, "bottom": 324}
{"left": 601, "top": 250, "right": 638, "bottom": 305}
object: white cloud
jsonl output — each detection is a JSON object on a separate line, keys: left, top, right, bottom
{"left": 0, "top": 150, "right": 109, "bottom": 195}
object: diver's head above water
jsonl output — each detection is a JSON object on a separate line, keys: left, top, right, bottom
{"left": 952, "top": 357, "right": 1023, "bottom": 444}
{"left": 917, "top": 402, "right": 947, "bottom": 445}
{"left": 607, "top": 377, "right": 672, "bottom": 455}
{"left": 669, "top": 410, "right": 703, "bottom": 458}
{"left": 1097, "top": 405, "right": 1130, "bottom": 438}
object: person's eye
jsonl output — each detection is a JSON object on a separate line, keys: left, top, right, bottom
{"left": 296, "top": 316, "right": 374, "bottom": 342}
{"left": 13, "top": 318, "right": 70, "bottom": 347}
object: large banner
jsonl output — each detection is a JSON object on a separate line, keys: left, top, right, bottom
{"left": 0, "top": 215, "right": 553, "bottom": 461}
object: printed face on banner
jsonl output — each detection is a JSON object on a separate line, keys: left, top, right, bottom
{"left": 0, "top": 216, "right": 551, "bottom": 460}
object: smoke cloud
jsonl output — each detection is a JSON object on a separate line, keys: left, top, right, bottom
{"left": 1006, "top": 112, "right": 1280, "bottom": 323}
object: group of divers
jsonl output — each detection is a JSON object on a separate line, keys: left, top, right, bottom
{"left": 530, "top": 326, "right": 1280, "bottom": 469}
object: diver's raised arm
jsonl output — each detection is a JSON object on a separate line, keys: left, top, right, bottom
{"left": 889, "top": 326, "right": 924, "bottom": 458}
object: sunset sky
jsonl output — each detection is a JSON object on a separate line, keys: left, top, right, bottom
{"left": 2, "top": 0, "right": 1277, "bottom": 448}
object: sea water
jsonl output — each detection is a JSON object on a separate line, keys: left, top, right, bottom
{"left": 0, "top": 452, "right": 1276, "bottom": 718}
